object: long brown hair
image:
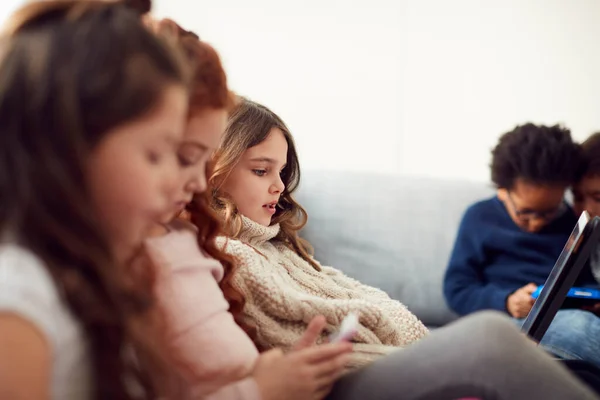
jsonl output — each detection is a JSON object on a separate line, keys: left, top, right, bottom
{"left": 146, "top": 18, "right": 249, "bottom": 331}
{"left": 0, "top": 1, "right": 190, "bottom": 398}
{"left": 210, "top": 98, "right": 320, "bottom": 270}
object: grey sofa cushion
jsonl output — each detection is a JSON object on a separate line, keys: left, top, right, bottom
{"left": 295, "top": 170, "right": 495, "bottom": 327}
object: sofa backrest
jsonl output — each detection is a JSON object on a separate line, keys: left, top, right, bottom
{"left": 295, "top": 169, "right": 495, "bottom": 327}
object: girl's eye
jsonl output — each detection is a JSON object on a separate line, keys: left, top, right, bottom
{"left": 147, "top": 151, "right": 161, "bottom": 165}
{"left": 177, "top": 145, "right": 204, "bottom": 168}
{"left": 178, "top": 154, "right": 195, "bottom": 167}
{"left": 252, "top": 169, "right": 267, "bottom": 177}
{"left": 177, "top": 143, "right": 210, "bottom": 168}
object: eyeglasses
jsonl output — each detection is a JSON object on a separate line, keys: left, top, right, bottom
{"left": 506, "top": 192, "right": 567, "bottom": 223}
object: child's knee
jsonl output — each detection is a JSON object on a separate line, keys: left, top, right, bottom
{"left": 461, "top": 311, "right": 517, "bottom": 336}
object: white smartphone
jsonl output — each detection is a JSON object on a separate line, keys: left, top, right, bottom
{"left": 329, "top": 313, "right": 358, "bottom": 343}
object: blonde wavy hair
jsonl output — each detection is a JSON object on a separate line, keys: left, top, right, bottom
{"left": 209, "top": 98, "right": 320, "bottom": 271}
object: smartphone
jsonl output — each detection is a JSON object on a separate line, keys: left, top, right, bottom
{"left": 329, "top": 313, "right": 358, "bottom": 343}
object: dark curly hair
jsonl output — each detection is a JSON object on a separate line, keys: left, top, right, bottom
{"left": 490, "top": 123, "right": 583, "bottom": 189}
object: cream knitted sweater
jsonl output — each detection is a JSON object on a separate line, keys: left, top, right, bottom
{"left": 217, "top": 216, "right": 429, "bottom": 368}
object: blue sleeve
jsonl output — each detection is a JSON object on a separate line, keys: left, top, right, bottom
{"left": 443, "top": 206, "right": 513, "bottom": 315}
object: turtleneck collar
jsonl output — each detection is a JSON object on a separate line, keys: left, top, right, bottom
{"left": 238, "top": 215, "right": 280, "bottom": 246}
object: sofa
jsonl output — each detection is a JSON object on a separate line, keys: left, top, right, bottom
{"left": 296, "top": 169, "right": 495, "bottom": 328}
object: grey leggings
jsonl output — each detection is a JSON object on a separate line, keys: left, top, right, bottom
{"left": 327, "top": 311, "right": 598, "bottom": 400}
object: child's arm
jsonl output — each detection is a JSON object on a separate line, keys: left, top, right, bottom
{"left": 0, "top": 314, "right": 50, "bottom": 400}
{"left": 227, "top": 239, "right": 426, "bottom": 348}
{"left": 0, "top": 247, "right": 65, "bottom": 400}
{"left": 319, "top": 264, "right": 392, "bottom": 301}
{"left": 147, "top": 231, "right": 260, "bottom": 399}
{"left": 443, "top": 207, "right": 513, "bottom": 315}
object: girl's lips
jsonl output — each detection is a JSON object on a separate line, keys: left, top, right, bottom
{"left": 263, "top": 203, "right": 277, "bottom": 215}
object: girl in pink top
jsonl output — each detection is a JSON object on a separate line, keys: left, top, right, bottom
{"left": 143, "top": 19, "right": 352, "bottom": 400}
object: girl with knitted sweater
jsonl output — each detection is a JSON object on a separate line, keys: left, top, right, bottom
{"left": 210, "top": 99, "right": 429, "bottom": 365}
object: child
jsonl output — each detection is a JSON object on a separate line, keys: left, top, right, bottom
{"left": 210, "top": 98, "right": 428, "bottom": 366}
{"left": 0, "top": 1, "right": 192, "bottom": 398}
{"left": 143, "top": 19, "right": 352, "bottom": 400}
{"left": 444, "top": 123, "right": 600, "bottom": 368}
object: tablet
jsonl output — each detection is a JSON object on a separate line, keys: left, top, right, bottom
{"left": 532, "top": 286, "right": 600, "bottom": 301}
{"left": 520, "top": 211, "right": 600, "bottom": 342}
{"left": 532, "top": 285, "right": 600, "bottom": 309}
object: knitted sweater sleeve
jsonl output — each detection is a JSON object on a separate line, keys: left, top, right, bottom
{"left": 227, "top": 240, "right": 361, "bottom": 322}
{"left": 223, "top": 239, "right": 428, "bottom": 350}
{"left": 317, "top": 264, "right": 429, "bottom": 345}
{"left": 319, "top": 264, "right": 393, "bottom": 301}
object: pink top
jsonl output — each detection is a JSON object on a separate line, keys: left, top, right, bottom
{"left": 146, "top": 230, "right": 261, "bottom": 400}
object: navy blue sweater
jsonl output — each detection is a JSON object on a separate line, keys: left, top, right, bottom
{"left": 443, "top": 197, "right": 597, "bottom": 316}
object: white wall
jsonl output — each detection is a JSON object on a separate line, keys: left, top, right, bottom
{"left": 154, "top": 0, "right": 410, "bottom": 176}
{"left": 400, "top": 0, "right": 600, "bottom": 182}
{"left": 2, "top": 1, "right": 600, "bottom": 182}
{"left": 152, "top": 0, "right": 600, "bottom": 182}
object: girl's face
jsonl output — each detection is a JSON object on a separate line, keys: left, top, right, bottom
{"left": 221, "top": 128, "right": 288, "bottom": 226}
{"left": 87, "top": 85, "right": 188, "bottom": 261}
{"left": 170, "top": 108, "right": 228, "bottom": 215}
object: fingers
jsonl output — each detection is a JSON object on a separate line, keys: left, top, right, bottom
{"left": 293, "top": 342, "right": 352, "bottom": 364}
{"left": 509, "top": 297, "right": 534, "bottom": 317}
{"left": 293, "top": 316, "right": 327, "bottom": 351}
{"left": 313, "top": 384, "right": 334, "bottom": 400}
{"left": 312, "top": 366, "right": 342, "bottom": 398}
{"left": 516, "top": 291, "right": 535, "bottom": 308}
{"left": 523, "top": 283, "right": 538, "bottom": 294}
{"left": 513, "top": 297, "right": 533, "bottom": 318}
{"left": 520, "top": 302, "right": 534, "bottom": 317}
{"left": 312, "top": 353, "right": 348, "bottom": 378}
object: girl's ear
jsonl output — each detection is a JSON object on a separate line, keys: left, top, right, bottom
{"left": 497, "top": 188, "right": 508, "bottom": 202}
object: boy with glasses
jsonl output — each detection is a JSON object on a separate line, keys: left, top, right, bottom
{"left": 444, "top": 123, "right": 600, "bottom": 367}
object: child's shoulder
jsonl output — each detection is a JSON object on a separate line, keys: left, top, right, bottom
{"left": 215, "top": 235, "right": 239, "bottom": 249}
{"left": 0, "top": 243, "right": 81, "bottom": 350}
{"left": 462, "top": 196, "right": 502, "bottom": 222}
{"left": 0, "top": 244, "right": 57, "bottom": 301}
{"left": 216, "top": 236, "right": 271, "bottom": 272}
{"left": 216, "top": 235, "right": 256, "bottom": 256}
